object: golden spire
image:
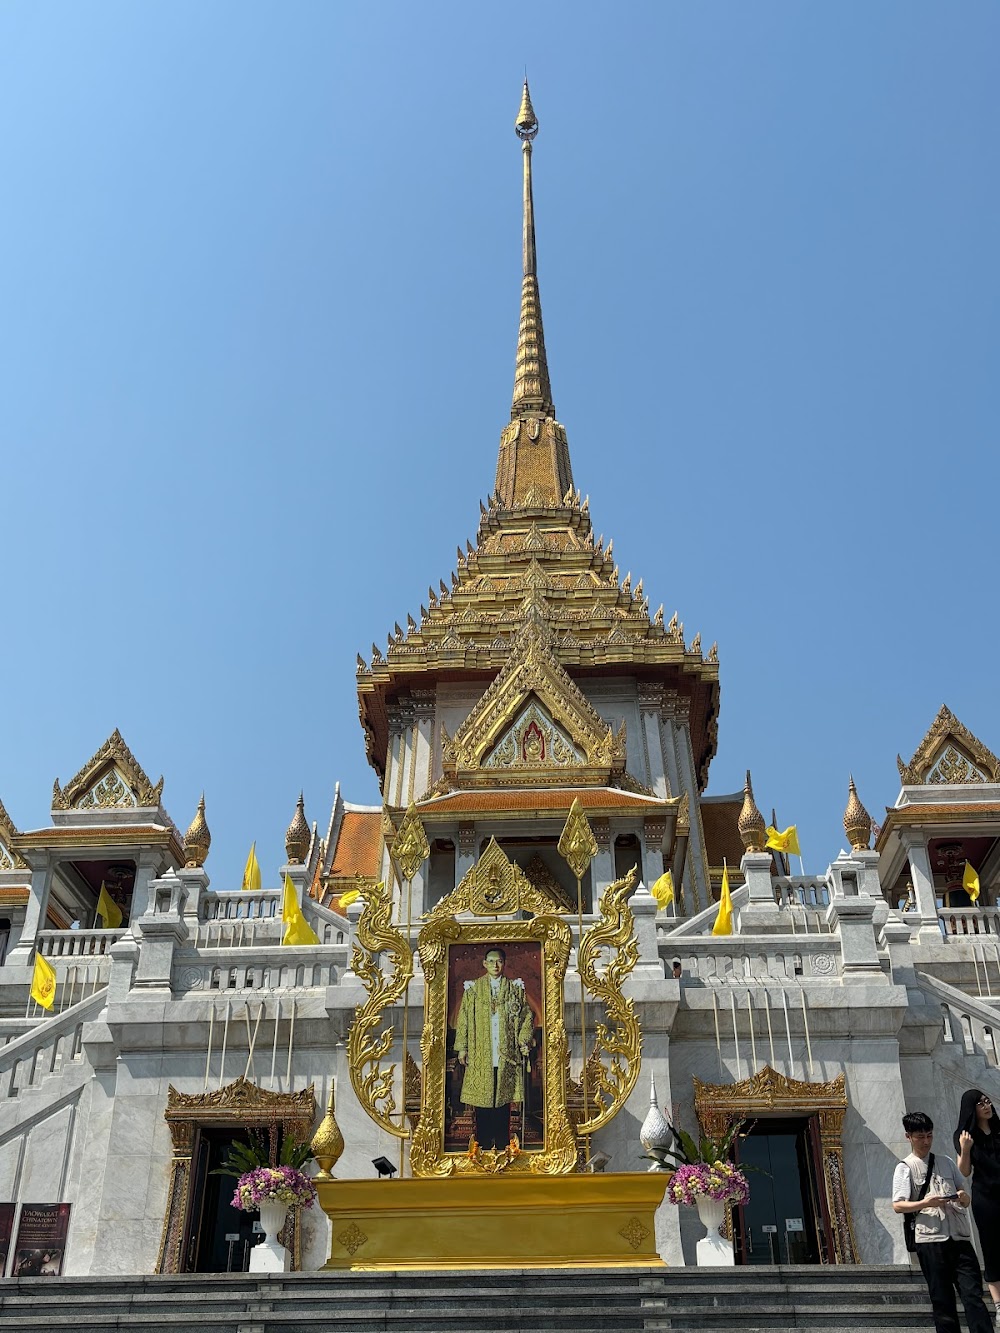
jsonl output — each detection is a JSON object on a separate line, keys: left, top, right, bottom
{"left": 843, "top": 776, "right": 872, "bottom": 851}
{"left": 285, "top": 792, "right": 311, "bottom": 865}
{"left": 738, "top": 770, "right": 767, "bottom": 853}
{"left": 511, "top": 80, "right": 553, "bottom": 419}
{"left": 184, "top": 794, "right": 211, "bottom": 868}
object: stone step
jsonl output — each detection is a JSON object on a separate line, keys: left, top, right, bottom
{"left": 0, "top": 1266, "right": 941, "bottom": 1333}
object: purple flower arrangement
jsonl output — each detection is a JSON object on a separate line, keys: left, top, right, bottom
{"left": 232, "top": 1164, "right": 317, "bottom": 1212}
{"left": 668, "top": 1160, "right": 750, "bottom": 1207}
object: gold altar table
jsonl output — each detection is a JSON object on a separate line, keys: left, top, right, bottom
{"left": 318, "top": 1172, "right": 668, "bottom": 1270}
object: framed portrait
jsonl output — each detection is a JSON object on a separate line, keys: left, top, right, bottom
{"left": 411, "top": 915, "right": 577, "bottom": 1176}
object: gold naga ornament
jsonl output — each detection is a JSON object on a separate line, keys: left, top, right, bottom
{"left": 346, "top": 805, "right": 430, "bottom": 1149}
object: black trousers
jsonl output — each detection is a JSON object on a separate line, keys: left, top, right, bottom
{"left": 917, "top": 1238, "right": 994, "bottom": 1333}
{"left": 473, "top": 1070, "right": 511, "bottom": 1149}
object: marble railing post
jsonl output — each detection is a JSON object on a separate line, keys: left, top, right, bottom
{"left": 4, "top": 852, "right": 55, "bottom": 969}
{"left": 629, "top": 883, "right": 665, "bottom": 979}
{"left": 176, "top": 866, "right": 210, "bottom": 931}
{"left": 826, "top": 896, "right": 884, "bottom": 979}
{"left": 282, "top": 863, "right": 308, "bottom": 909}
{"left": 738, "top": 850, "right": 782, "bottom": 933}
{"left": 341, "top": 900, "right": 365, "bottom": 983}
{"left": 132, "top": 869, "right": 189, "bottom": 992}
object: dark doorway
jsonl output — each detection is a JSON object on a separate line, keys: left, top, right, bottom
{"left": 186, "top": 1128, "right": 257, "bottom": 1272}
{"left": 733, "top": 1117, "right": 826, "bottom": 1265}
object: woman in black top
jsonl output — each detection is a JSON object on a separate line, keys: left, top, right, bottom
{"left": 956, "top": 1088, "right": 1000, "bottom": 1312}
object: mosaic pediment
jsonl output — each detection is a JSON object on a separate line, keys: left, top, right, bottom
{"left": 52, "top": 728, "right": 164, "bottom": 811}
{"left": 897, "top": 706, "right": 1000, "bottom": 787}
{"left": 439, "top": 623, "right": 626, "bottom": 788}
{"left": 483, "top": 700, "right": 583, "bottom": 771}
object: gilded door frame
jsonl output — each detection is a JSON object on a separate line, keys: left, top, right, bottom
{"left": 156, "top": 1076, "right": 316, "bottom": 1273}
{"left": 693, "top": 1065, "right": 859, "bottom": 1264}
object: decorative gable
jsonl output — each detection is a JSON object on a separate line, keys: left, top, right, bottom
{"left": 52, "top": 729, "right": 164, "bottom": 811}
{"left": 439, "top": 621, "right": 626, "bottom": 789}
{"left": 897, "top": 705, "right": 1000, "bottom": 787}
{"left": 0, "top": 798, "right": 27, "bottom": 870}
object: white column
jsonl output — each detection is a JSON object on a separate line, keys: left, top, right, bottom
{"left": 5, "top": 852, "right": 55, "bottom": 968}
{"left": 411, "top": 691, "right": 436, "bottom": 801}
{"left": 456, "top": 823, "right": 477, "bottom": 884}
{"left": 629, "top": 884, "right": 665, "bottom": 979}
{"left": 591, "top": 820, "right": 615, "bottom": 900}
{"left": 901, "top": 833, "right": 943, "bottom": 943}
{"left": 738, "top": 850, "right": 782, "bottom": 933}
{"left": 637, "top": 685, "right": 669, "bottom": 797}
{"left": 669, "top": 704, "right": 709, "bottom": 913}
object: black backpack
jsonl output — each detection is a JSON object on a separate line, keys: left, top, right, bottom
{"left": 904, "top": 1152, "right": 934, "bottom": 1253}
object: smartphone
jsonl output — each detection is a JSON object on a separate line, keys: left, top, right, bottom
{"left": 938, "top": 1193, "right": 959, "bottom": 1202}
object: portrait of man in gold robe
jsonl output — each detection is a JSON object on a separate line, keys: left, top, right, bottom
{"left": 454, "top": 945, "right": 536, "bottom": 1149}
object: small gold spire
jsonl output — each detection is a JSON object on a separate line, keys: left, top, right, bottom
{"left": 843, "top": 776, "right": 872, "bottom": 851}
{"left": 184, "top": 794, "right": 211, "bottom": 868}
{"left": 311, "top": 1081, "right": 345, "bottom": 1181}
{"left": 515, "top": 80, "right": 538, "bottom": 140}
{"left": 285, "top": 792, "right": 310, "bottom": 865}
{"left": 738, "top": 770, "right": 767, "bottom": 852}
{"left": 511, "top": 79, "right": 554, "bottom": 420}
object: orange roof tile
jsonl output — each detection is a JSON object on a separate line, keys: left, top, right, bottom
{"left": 330, "top": 811, "right": 383, "bottom": 878}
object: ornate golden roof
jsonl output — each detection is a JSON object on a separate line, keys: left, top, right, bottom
{"left": 356, "top": 87, "right": 720, "bottom": 793}
{"left": 52, "top": 728, "right": 164, "bottom": 811}
{"left": 897, "top": 705, "right": 999, "bottom": 786}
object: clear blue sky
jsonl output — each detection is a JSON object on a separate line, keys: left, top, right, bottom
{"left": 1, "top": 3, "right": 996, "bottom": 883}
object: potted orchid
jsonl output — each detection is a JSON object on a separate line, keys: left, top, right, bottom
{"left": 215, "top": 1127, "right": 317, "bottom": 1270}
{"left": 661, "top": 1118, "right": 751, "bottom": 1267}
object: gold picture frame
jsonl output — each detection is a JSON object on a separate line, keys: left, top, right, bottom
{"left": 411, "top": 913, "right": 577, "bottom": 1176}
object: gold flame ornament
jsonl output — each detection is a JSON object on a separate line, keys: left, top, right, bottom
{"left": 311, "top": 1082, "right": 346, "bottom": 1180}
{"left": 558, "top": 799, "right": 598, "bottom": 881}
{"left": 391, "top": 805, "right": 430, "bottom": 883}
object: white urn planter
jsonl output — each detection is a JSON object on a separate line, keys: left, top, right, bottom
{"left": 249, "top": 1200, "right": 290, "bottom": 1272}
{"left": 695, "top": 1196, "right": 734, "bottom": 1266}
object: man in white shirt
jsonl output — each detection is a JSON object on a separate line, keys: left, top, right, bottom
{"left": 892, "top": 1110, "right": 993, "bottom": 1333}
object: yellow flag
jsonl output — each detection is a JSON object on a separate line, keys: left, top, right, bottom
{"left": 31, "top": 952, "right": 57, "bottom": 1011}
{"left": 964, "top": 861, "right": 981, "bottom": 904}
{"left": 338, "top": 889, "right": 361, "bottom": 911}
{"left": 282, "top": 875, "right": 320, "bottom": 947}
{"left": 765, "top": 825, "right": 801, "bottom": 857}
{"left": 242, "top": 841, "right": 262, "bottom": 892}
{"left": 96, "top": 882, "right": 123, "bottom": 929}
{"left": 712, "top": 865, "right": 733, "bottom": 937}
{"left": 650, "top": 871, "right": 674, "bottom": 910}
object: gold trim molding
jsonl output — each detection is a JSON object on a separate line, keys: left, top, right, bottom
{"left": 693, "top": 1065, "right": 858, "bottom": 1265}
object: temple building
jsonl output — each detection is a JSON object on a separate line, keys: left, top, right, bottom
{"left": 0, "top": 84, "right": 998, "bottom": 1276}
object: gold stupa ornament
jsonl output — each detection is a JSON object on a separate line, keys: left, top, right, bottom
{"left": 391, "top": 805, "right": 430, "bottom": 883}
{"left": 738, "top": 770, "right": 767, "bottom": 852}
{"left": 183, "top": 794, "right": 211, "bottom": 868}
{"left": 311, "top": 1082, "right": 346, "bottom": 1180}
{"left": 843, "top": 776, "right": 872, "bottom": 851}
{"left": 285, "top": 792, "right": 310, "bottom": 864}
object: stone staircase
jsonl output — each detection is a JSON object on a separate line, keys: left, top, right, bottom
{"left": 0, "top": 1265, "right": 941, "bottom": 1332}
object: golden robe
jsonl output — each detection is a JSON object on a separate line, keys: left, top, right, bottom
{"left": 455, "top": 975, "right": 534, "bottom": 1108}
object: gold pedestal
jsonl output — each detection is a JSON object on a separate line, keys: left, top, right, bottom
{"left": 318, "top": 1172, "right": 667, "bottom": 1270}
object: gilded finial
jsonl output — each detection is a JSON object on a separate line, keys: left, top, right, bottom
{"left": 515, "top": 79, "right": 538, "bottom": 141}
{"left": 843, "top": 775, "right": 872, "bottom": 851}
{"left": 738, "top": 770, "right": 767, "bottom": 853}
{"left": 184, "top": 794, "right": 211, "bottom": 868}
{"left": 311, "top": 1081, "right": 345, "bottom": 1181}
{"left": 285, "top": 792, "right": 310, "bottom": 865}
